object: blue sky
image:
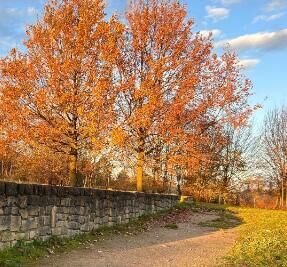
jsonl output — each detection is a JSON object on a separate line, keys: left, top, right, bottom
{"left": 0, "top": 0, "right": 286, "bottom": 126}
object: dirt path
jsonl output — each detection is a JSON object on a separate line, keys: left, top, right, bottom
{"left": 37, "top": 211, "right": 237, "bottom": 267}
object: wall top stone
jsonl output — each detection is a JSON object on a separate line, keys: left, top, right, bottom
{"left": 0, "top": 181, "right": 179, "bottom": 200}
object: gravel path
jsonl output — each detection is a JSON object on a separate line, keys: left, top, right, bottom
{"left": 37, "top": 211, "right": 237, "bottom": 267}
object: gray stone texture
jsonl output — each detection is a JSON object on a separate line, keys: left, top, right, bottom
{"left": 0, "top": 181, "right": 178, "bottom": 249}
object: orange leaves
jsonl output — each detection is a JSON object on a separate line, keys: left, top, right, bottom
{"left": 112, "top": 1, "right": 257, "bottom": 188}
{"left": 0, "top": 0, "right": 124, "bottom": 185}
{"left": 111, "top": 127, "right": 126, "bottom": 147}
{"left": 0, "top": 0, "right": 257, "bottom": 188}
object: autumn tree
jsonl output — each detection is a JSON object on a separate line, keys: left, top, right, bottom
{"left": 0, "top": 0, "right": 123, "bottom": 185}
{"left": 114, "top": 0, "right": 255, "bottom": 192}
{"left": 114, "top": 0, "right": 211, "bottom": 191}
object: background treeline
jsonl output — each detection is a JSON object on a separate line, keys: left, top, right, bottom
{"left": 0, "top": 0, "right": 285, "bottom": 208}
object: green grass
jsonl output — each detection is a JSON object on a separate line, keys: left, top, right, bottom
{"left": 0, "top": 202, "right": 193, "bottom": 267}
{"left": 191, "top": 202, "right": 229, "bottom": 212}
{"left": 225, "top": 207, "right": 287, "bottom": 267}
{"left": 0, "top": 233, "right": 100, "bottom": 267}
{"left": 199, "top": 211, "right": 241, "bottom": 229}
{"left": 193, "top": 202, "right": 287, "bottom": 267}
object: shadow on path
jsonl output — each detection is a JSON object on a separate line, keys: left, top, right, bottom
{"left": 37, "top": 204, "right": 243, "bottom": 267}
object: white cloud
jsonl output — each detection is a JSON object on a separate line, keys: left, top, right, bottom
{"left": 0, "top": 7, "right": 39, "bottom": 55}
{"left": 215, "top": 29, "right": 287, "bottom": 51}
{"left": 264, "top": 0, "right": 287, "bottom": 12}
{"left": 200, "top": 29, "right": 222, "bottom": 38}
{"left": 238, "top": 59, "right": 260, "bottom": 69}
{"left": 205, "top": 6, "right": 230, "bottom": 22}
{"left": 220, "top": 0, "right": 241, "bottom": 4}
{"left": 27, "top": 7, "right": 38, "bottom": 16}
{"left": 253, "top": 12, "right": 285, "bottom": 23}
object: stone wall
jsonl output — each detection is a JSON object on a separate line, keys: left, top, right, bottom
{"left": 0, "top": 181, "right": 178, "bottom": 250}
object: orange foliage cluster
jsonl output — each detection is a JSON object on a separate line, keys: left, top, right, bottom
{"left": 0, "top": 0, "right": 256, "bottom": 191}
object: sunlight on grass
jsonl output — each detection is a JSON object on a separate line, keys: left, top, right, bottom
{"left": 193, "top": 202, "right": 287, "bottom": 266}
{"left": 225, "top": 207, "right": 287, "bottom": 267}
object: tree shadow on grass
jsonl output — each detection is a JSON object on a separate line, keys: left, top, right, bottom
{"left": 192, "top": 202, "right": 244, "bottom": 230}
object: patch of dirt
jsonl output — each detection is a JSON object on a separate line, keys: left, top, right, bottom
{"left": 36, "top": 211, "right": 237, "bottom": 267}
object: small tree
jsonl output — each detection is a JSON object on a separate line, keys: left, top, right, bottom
{"left": 262, "top": 106, "right": 287, "bottom": 208}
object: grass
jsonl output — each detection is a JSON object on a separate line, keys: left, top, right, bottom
{"left": 193, "top": 202, "right": 287, "bottom": 267}
{"left": 0, "top": 233, "right": 100, "bottom": 267}
{"left": 224, "top": 207, "right": 287, "bottom": 267}
{"left": 0, "top": 202, "right": 193, "bottom": 267}
{"left": 199, "top": 211, "right": 241, "bottom": 229}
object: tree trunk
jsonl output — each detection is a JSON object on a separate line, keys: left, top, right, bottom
{"left": 275, "top": 195, "right": 280, "bottom": 209}
{"left": 136, "top": 150, "right": 144, "bottom": 192}
{"left": 1, "top": 160, "right": 3, "bottom": 177}
{"left": 177, "top": 175, "right": 182, "bottom": 196}
{"left": 281, "top": 179, "right": 284, "bottom": 209}
{"left": 218, "top": 194, "right": 222, "bottom": 205}
{"left": 69, "top": 149, "right": 78, "bottom": 186}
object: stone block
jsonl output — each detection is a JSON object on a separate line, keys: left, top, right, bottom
{"left": 102, "top": 216, "right": 108, "bottom": 224}
{"left": 27, "top": 206, "right": 40, "bottom": 216}
{"left": 43, "top": 185, "right": 52, "bottom": 196}
{"left": 69, "top": 187, "right": 81, "bottom": 196}
{"left": 56, "top": 221, "right": 66, "bottom": 228}
{"left": 19, "top": 209, "right": 29, "bottom": 219}
{"left": 79, "top": 207, "right": 87, "bottom": 216}
{"left": 10, "top": 216, "right": 21, "bottom": 231}
{"left": 27, "top": 195, "right": 40, "bottom": 206}
{"left": 68, "top": 222, "right": 79, "bottom": 230}
{"left": 93, "top": 217, "right": 100, "bottom": 224}
{"left": 80, "top": 224, "right": 90, "bottom": 232}
{"left": 67, "top": 229, "right": 80, "bottom": 236}
{"left": 60, "top": 198, "right": 71, "bottom": 206}
{"left": 7, "top": 197, "right": 17, "bottom": 207}
{"left": 78, "top": 216, "right": 86, "bottom": 224}
{"left": 18, "top": 196, "right": 28, "bottom": 209}
{"left": 0, "top": 216, "right": 9, "bottom": 231}
{"left": 38, "top": 226, "right": 51, "bottom": 236}
{"left": 39, "top": 216, "right": 50, "bottom": 226}
{"left": 39, "top": 207, "right": 46, "bottom": 216}
{"left": 52, "top": 227, "right": 63, "bottom": 236}
{"left": 51, "top": 206, "right": 57, "bottom": 228}
{"left": 21, "top": 217, "right": 39, "bottom": 231}
{"left": 5, "top": 182, "right": 18, "bottom": 196}
{"left": 25, "top": 184, "right": 34, "bottom": 195}
{"left": 0, "top": 197, "right": 7, "bottom": 208}
{"left": 68, "top": 207, "right": 80, "bottom": 215}
{"left": 4, "top": 206, "right": 19, "bottom": 216}
{"left": 0, "top": 232, "right": 15, "bottom": 242}
{"left": 15, "top": 232, "right": 29, "bottom": 240}
{"left": 56, "top": 214, "right": 68, "bottom": 221}
{"left": 48, "top": 196, "right": 60, "bottom": 206}
{"left": 0, "top": 182, "right": 5, "bottom": 195}
{"left": 29, "top": 229, "right": 40, "bottom": 239}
